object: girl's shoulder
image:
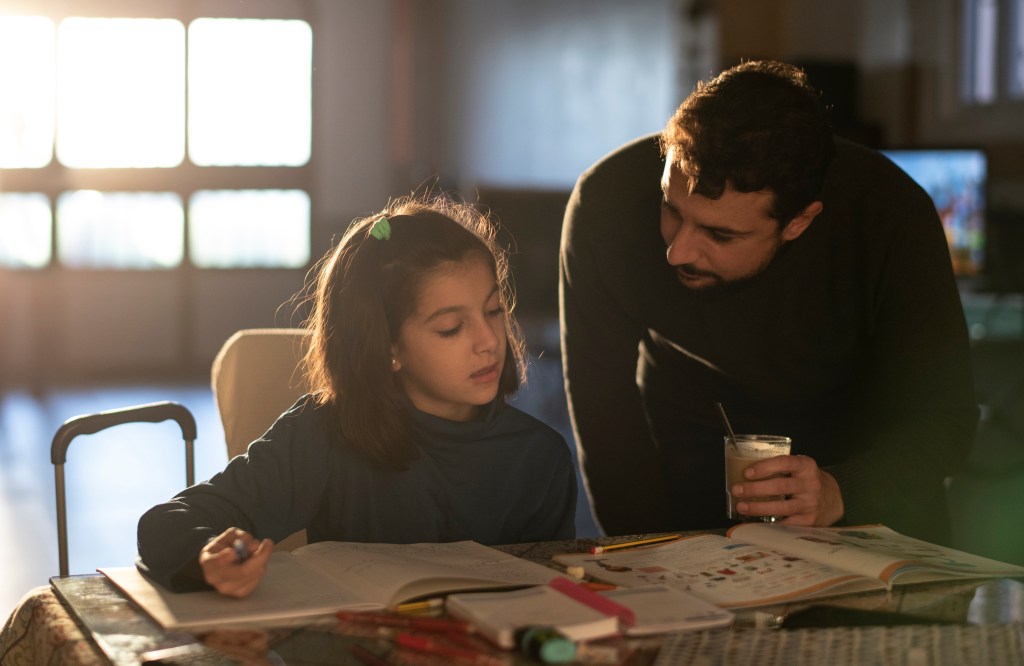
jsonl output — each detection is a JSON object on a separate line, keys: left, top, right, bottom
{"left": 256, "top": 394, "right": 338, "bottom": 449}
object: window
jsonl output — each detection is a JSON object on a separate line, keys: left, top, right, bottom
{"left": 962, "top": 0, "right": 1024, "bottom": 102}
{"left": 0, "top": 193, "right": 51, "bottom": 269}
{"left": 57, "top": 191, "right": 184, "bottom": 269}
{"left": 1012, "top": 0, "right": 1024, "bottom": 97}
{"left": 0, "top": 17, "right": 55, "bottom": 168}
{"left": 0, "top": 4, "right": 312, "bottom": 270}
{"left": 188, "top": 19, "right": 312, "bottom": 167}
{"left": 57, "top": 18, "right": 185, "bottom": 168}
{"left": 190, "top": 190, "right": 310, "bottom": 268}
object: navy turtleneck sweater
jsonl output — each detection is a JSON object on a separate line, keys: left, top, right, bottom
{"left": 137, "top": 395, "right": 576, "bottom": 590}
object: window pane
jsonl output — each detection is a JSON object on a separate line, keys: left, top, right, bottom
{"left": 0, "top": 193, "right": 52, "bottom": 268}
{"left": 57, "top": 191, "right": 183, "bottom": 269}
{"left": 963, "top": 0, "right": 999, "bottom": 103}
{"left": 57, "top": 18, "right": 185, "bottom": 168}
{"left": 190, "top": 190, "right": 310, "bottom": 268}
{"left": 1012, "top": 0, "right": 1024, "bottom": 97}
{"left": 0, "top": 17, "right": 55, "bottom": 168}
{"left": 189, "top": 19, "right": 312, "bottom": 166}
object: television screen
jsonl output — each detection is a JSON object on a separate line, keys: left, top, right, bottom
{"left": 881, "top": 148, "right": 987, "bottom": 277}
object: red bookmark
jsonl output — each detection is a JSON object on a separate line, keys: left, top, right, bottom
{"left": 548, "top": 577, "right": 636, "bottom": 627}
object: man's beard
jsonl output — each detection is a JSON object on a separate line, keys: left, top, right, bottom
{"left": 676, "top": 240, "right": 785, "bottom": 298}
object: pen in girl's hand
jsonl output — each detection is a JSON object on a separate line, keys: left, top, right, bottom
{"left": 233, "top": 538, "right": 250, "bottom": 563}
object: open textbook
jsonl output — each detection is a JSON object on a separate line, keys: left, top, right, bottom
{"left": 554, "top": 524, "right": 1024, "bottom": 609}
{"left": 101, "top": 540, "right": 559, "bottom": 630}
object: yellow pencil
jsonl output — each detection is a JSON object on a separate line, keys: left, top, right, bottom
{"left": 589, "top": 534, "right": 682, "bottom": 554}
{"left": 393, "top": 597, "right": 444, "bottom": 613}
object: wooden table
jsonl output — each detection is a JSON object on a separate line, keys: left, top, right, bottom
{"left": 2, "top": 535, "right": 1023, "bottom": 665}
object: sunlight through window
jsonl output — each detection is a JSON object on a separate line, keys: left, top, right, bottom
{"left": 0, "top": 17, "right": 55, "bottom": 168}
{"left": 189, "top": 190, "right": 310, "bottom": 268}
{"left": 0, "top": 193, "right": 52, "bottom": 268}
{"left": 57, "top": 191, "right": 183, "bottom": 268}
{"left": 188, "top": 18, "right": 312, "bottom": 166}
{"left": 57, "top": 18, "right": 185, "bottom": 168}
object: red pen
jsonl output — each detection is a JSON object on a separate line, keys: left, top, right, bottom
{"left": 395, "top": 633, "right": 501, "bottom": 666}
{"left": 336, "top": 610, "right": 473, "bottom": 635}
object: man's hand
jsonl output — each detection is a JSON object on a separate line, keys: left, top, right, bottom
{"left": 199, "top": 527, "right": 273, "bottom": 597}
{"left": 732, "top": 454, "right": 844, "bottom": 526}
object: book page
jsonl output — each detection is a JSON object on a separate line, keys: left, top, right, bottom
{"left": 600, "top": 584, "right": 734, "bottom": 635}
{"left": 554, "top": 534, "right": 881, "bottom": 608}
{"left": 726, "top": 524, "right": 1024, "bottom": 585}
{"left": 100, "top": 553, "right": 375, "bottom": 631}
{"left": 295, "top": 540, "right": 559, "bottom": 606}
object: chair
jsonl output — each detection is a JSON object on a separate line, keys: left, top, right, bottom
{"left": 211, "top": 327, "right": 312, "bottom": 550}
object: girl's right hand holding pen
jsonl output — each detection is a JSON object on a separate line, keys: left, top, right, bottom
{"left": 199, "top": 527, "right": 273, "bottom": 598}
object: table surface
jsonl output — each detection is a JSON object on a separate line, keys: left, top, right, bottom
{"left": 3, "top": 534, "right": 1024, "bottom": 665}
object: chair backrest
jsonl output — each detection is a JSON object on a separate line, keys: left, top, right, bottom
{"left": 211, "top": 327, "right": 311, "bottom": 550}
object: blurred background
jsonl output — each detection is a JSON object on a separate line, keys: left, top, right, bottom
{"left": 1, "top": 0, "right": 1023, "bottom": 619}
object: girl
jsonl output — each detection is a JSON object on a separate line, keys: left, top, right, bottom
{"left": 137, "top": 195, "right": 576, "bottom": 596}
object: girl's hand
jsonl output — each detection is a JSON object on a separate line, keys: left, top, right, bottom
{"left": 733, "top": 454, "right": 845, "bottom": 527}
{"left": 199, "top": 527, "right": 273, "bottom": 597}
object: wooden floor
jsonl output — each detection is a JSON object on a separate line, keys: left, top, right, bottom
{"left": 0, "top": 359, "right": 599, "bottom": 621}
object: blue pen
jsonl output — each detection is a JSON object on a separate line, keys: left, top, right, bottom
{"left": 233, "top": 538, "right": 250, "bottom": 563}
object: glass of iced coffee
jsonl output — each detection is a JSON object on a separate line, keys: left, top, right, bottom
{"left": 725, "top": 434, "right": 791, "bottom": 522}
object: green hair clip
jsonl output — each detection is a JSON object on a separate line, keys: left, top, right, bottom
{"left": 369, "top": 216, "right": 392, "bottom": 240}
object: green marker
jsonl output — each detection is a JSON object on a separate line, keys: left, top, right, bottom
{"left": 516, "top": 626, "right": 576, "bottom": 664}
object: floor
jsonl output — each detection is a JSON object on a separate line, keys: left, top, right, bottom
{"left": 0, "top": 357, "right": 600, "bottom": 622}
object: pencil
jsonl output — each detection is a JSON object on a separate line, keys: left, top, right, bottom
{"left": 394, "top": 597, "right": 444, "bottom": 613}
{"left": 589, "top": 534, "right": 682, "bottom": 554}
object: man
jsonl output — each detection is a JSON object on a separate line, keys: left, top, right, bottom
{"left": 559, "top": 60, "right": 978, "bottom": 545}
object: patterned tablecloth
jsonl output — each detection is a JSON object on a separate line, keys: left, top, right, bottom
{"left": 0, "top": 585, "right": 106, "bottom": 665}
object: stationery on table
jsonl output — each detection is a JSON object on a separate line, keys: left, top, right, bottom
{"left": 590, "top": 534, "right": 682, "bottom": 554}
{"left": 445, "top": 582, "right": 619, "bottom": 648}
{"left": 554, "top": 523, "right": 1024, "bottom": 609}
{"left": 101, "top": 540, "right": 559, "bottom": 631}
{"left": 444, "top": 577, "right": 733, "bottom": 648}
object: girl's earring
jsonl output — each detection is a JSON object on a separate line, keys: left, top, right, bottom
{"left": 391, "top": 358, "right": 399, "bottom": 371}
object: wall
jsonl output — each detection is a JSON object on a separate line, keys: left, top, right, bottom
{"left": 435, "top": 0, "right": 682, "bottom": 191}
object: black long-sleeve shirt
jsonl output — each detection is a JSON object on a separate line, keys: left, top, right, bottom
{"left": 137, "top": 396, "right": 576, "bottom": 590}
{"left": 560, "top": 135, "right": 978, "bottom": 544}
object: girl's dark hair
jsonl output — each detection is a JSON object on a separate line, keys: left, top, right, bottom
{"left": 302, "top": 194, "right": 526, "bottom": 468}
{"left": 660, "top": 60, "right": 835, "bottom": 226}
